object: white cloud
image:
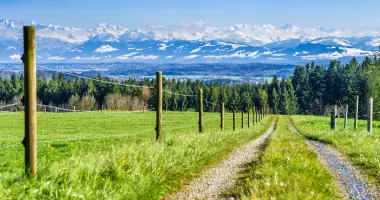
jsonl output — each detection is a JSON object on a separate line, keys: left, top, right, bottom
{"left": 9, "top": 54, "right": 21, "bottom": 61}
{"left": 366, "top": 38, "right": 380, "bottom": 47}
{"left": 47, "top": 56, "right": 65, "bottom": 61}
{"left": 218, "top": 42, "right": 245, "bottom": 50}
{"left": 272, "top": 53, "right": 286, "bottom": 57}
{"left": 158, "top": 43, "right": 173, "bottom": 50}
{"left": 205, "top": 51, "right": 256, "bottom": 59}
{"left": 94, "top": 45, "right": 119, "bottom": 53}
{"left": 247, "top": 51, "right": 259, "bottom": 58}
{"left": 301, "top": 48, "right": 373, "bottom": 60}
{"left": 117, "top": 52, "right": 138, "bottom": 60}
{"left": 166, "top": 56, "right": 174, "bottom": 59}
{"left": 72, "top": 56, "right": 100, "bottom": 61}
{"left": 133, "top": 55, "right": 159, "bottom": 60}
{"left": 267, "top": 57, "right": 286, "bottom": 60}
{"left": 184, "top": 55, "right": 199, "bottom": 59}
{"left": 190, "top": 47, "right": 202, "bottom": 53}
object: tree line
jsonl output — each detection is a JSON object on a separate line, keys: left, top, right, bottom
{"left": 0, "top": 71, "right": 272, "bottom": 113}
{"left": 0, "top": 55, "right": 378, "bottom": 120}
{"left": 289, "top": 57, "right": 379, "bottom": 119}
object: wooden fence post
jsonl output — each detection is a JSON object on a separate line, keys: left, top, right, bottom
{"left": 22, "top": 26, "right": 37, "bottom": 177}
{"left": 344, "top": 104, "right": 348, "bottom": 129}
{"left": 355, "top": 95, "right": 359, "bottom": 130}
{"left": 265, "top": 107, "right": 266, "bottom": 117}
{"left": 368, "top": 97, "right": 373, "bottom": 133}
{"left": 199, "top": 89, "right": 203, "bottom": 133}
{"left": 74, "top": 106, "right": 76, "bottom": 113}
{"left": 252, "top": 107, "right": 255, "bottom": 125}
{"left": 220, "top": 103, "right": 224, "bottom": 131}
{"left": 44, "top": 106, "right": 46, "bottom": 114}
{"left": 258, "top": 109, "right": 260, "bottom": 122}
{"left": 331, "top": 105, "right": 336, "bottom": 130}
{"left": 247, "top": 109, "right": 250, "bottom": 128}
{"left": 241, "top": 112, "right": 244, "bottom": 129}
{"left": 156, "top": 71, "right": 163, "bottom": 141}
{"left": 101, "top": 105, "right": 104, "bottom": 113}
{"left": 330, "top": 112, "right": 335, "bottom": 130}
{"left": 233, "top": 110, "right": 236, "bottom": 131}
{"left": 255, "top": 107, "right": 258, "bottom": 124}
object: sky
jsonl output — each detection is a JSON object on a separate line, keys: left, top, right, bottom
{"left": 0, "top": 0, "right": 379, "bottom": 29}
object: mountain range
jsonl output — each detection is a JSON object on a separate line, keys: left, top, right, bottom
{"left": 1, "top": 19, "right": 380, "bottom": 64}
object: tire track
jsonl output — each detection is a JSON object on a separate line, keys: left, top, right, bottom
{"left": 170, "top": 119, "right": 277, "bottom": 200}
{"left": 289, "top": 125, "right": 380, "bottom": 200}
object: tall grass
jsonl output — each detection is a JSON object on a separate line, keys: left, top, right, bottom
{"left": 0, "top": 111, "right": 272, "bottom": 199}
{"left": 291, "top": 115, "right": 380, "bottom": 188}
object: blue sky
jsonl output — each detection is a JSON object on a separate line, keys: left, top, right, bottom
{"left": 0, "top": 0, "right": 379, "bottom": 28}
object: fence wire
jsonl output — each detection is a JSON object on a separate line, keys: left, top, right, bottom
{"left": 40, "top": 67, "right": 154, "bottom": 89}
{"left": 0, "top": 102, "right": 21, "bottom": 109}
{"left": 204, "top": 99, "right": 218, "bottom": 107}
{"left": 37, "top": 104, "right": 95, "bottom": 113}
{"left": 163, "top": 90, "right": 197, "bottom": 97}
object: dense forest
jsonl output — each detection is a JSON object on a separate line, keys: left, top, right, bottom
{"left": 0, "top": 56, "right": 379, "bottom": 120}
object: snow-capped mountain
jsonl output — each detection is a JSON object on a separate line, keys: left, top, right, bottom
{"left": 1, "top": 18, "right": 380, "bottom": 63}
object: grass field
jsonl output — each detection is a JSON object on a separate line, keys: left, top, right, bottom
{"left": 225, "top": 116, "right": 342, "bottom": 199}
{"left": 291, "top": 115, "right": 380, "bottom": 188}
{"left": 0, "top": 111, "right": 271, "bottom": 199}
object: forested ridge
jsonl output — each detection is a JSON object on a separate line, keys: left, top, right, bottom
{"left": 0, "top": 56, "right": 379, "bottom": 119}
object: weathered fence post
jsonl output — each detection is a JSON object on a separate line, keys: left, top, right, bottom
{"left": 220, "top": 103, "right": 224, "bottom": 131}
{"left": 22, "top": 26, "right": 37, "bottom": 177}
{"left": 368, "top": 97, "right": 373, "bottom": 133}
{"left": 233, "top": 110, "right": 236, "bottom": 131}
{"left": 74, "top": 106, "right": 76, "bottom": 113}
{"left": 252, "top": 107, "right": 255, "bottom": 125}
{"left": 265, "top": 107, "right": 267, "bottom": 117}
{"left": 256, "top": 107, "right": 258, "bottom": 124}
{"left": 247, "top": 109, "right": 250, "bottom": 128}
{"left": 156, "top": 71, "right": 163, "bottom": 141}
{"left": 241, "top": 112, "right": 244, "bottom": 129}
{"left": 344, "top": 104, "right": 348, "bottom": 129}
{"left": 258, "top": 109, "right": 260, "bottom": 122}
{"left": 44, "top": 106, "right": 46, "bottom": 114}
{"left": 331, "top": 105, "right": 337, "bottom": 130}
{"left": 199, "top": 89, "right": 203, "bottom": 133}
{"left": 101, "top": 105, "right": 104, "bottom": 113}
{"left": 355, "top": 95, "right": 359, "bottom": 130}
{"left": 330, "top": 112, "right": 335, "bottom": 130}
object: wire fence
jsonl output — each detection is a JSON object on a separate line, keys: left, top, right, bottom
{"left": 40, "top": 67, "right": 155, "bottom": 89}
{"left": 37, "top": 104, "right": 95, "bottom": 113}
{"left": 0, "top": 102, "right": 21, "bottom": 109}
{"left": 163, "top": 90, "right": 197, "bottom": 97}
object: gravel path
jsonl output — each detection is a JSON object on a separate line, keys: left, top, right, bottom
{"left": 170, "top": 119, "right": 277, "bottom": 200}
{"left": 289, "top": 126, "right": 380, "bottom": 200}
